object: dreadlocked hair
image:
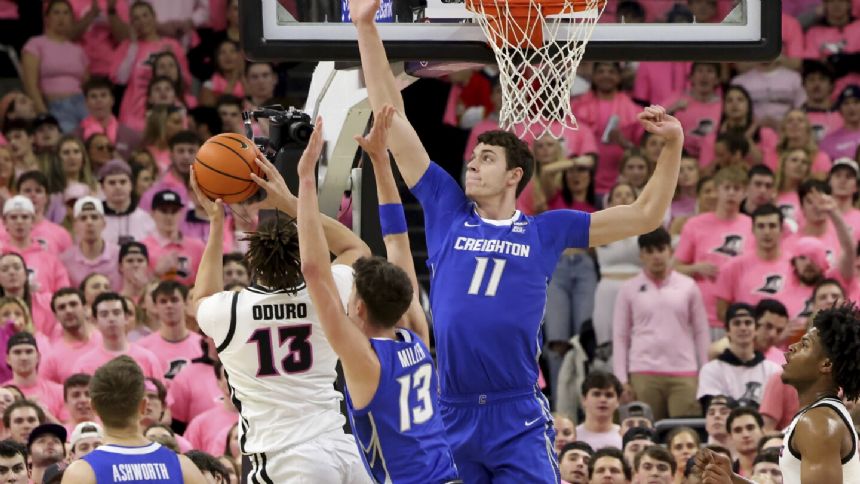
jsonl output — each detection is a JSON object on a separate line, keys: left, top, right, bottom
{"left": 813, "top": 301, "right": 860, "bottom": 401}
{"left": 242, "top": 216, "right": 303, "bottom": 292}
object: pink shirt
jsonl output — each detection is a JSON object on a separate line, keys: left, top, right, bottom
{"left": 714, "top": 251, "right": 794, "bottom": 310}
{"left": 80, "top": 115, "right": 119, "bottom": 145}
{"left": 776, "top": 191, "right": 803, "bottom": 232}
{"left": 22, "top": 36, "right": 89, "bottom": 96}
{"left": 675, "top": 212, "right": 754, "bottom": 327}
{"left": 612, "top": 271, "right": 710, "bottom": 384}
{"left": 72, "top": 343, "right": 165, "bottom": 381}
{"left": 27, "top": 219, "right": 73, "bottom": 255}
{"left": 167, "top": 362, "right": 221, "bottom": 424}
{"left": 764, "top": 346, "right": 786, "bottom": 366}
{"left": 137, "top": 331, "right": 203, "bottom": 380}
{"left": 103, "top": 205, "right": 157, "bottom": 245}
{"left": 31, "top": 292, "right": 60, "bottom": 341}
{"left": 39, "top": 331, "right": 104, "bottom": 385}
{"left": 60, "top": 243, "right": 121, "bottom": 289}
{"left": 779, "top": 274, "right": 814, "bottom": 320}
{"left": 820, "top": 126, "right": 860, "bottom": 160}
{"left": 805, "top": 109, "right": 843, "bottom": 141}
{"left": 633, "top": 62, "right": 691, "bottom": 106}
{"left": 203, "top": 73, "right": 245, "bottom": 99}
{"left": 180, "top": 211, "right": 235, "bottom": 254}
{"left": 69, "top": 0, "right": 131, "bottom": 77}
{"left": 571, "top": 91, "right": 644, "bottom": 193}
{"left": 660, "top": 92, "right": 721, "bottom": 157}
{"left": 762, "top": 148, "right": 831, "bottom": 177}
{"left": 782, "top": 14, "right": 805, "bottom": 58}
{"left": 803, "top": 21, "right": 860, "bottom": 59}
{"left": 758, "top": 371, "right": 798, "bottom": 431}
{"left": 731, "top": 68, "right": 806, "bottom": 124}
{"left": 0, "top": 0, "right": 16, "bottom": 18}
{"left": 139, "top": 170, "right": 188, "bottom": 214}
{"left": 574, "top": 424, "right": 622, "bottom": 451}
{"left": 1, "top": 240, "right": 71, "bottom": 295}
{"left": 786, "top": 223, "right": 851, "bottom": 268}
{"left": 141, "top": 233, "right": 205, "bottom": 287}
{"left": 4, "top": 378, "right": 67, "bottom": 423}
{"left": 183, "top": 402, "right": 238, "bottom": 455}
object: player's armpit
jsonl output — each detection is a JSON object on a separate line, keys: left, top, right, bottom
{"left": 794, "top": 407, "right": 848, "bottom": 484}
{"left": 61, "top": 460, "right": 97, "bottom": 484}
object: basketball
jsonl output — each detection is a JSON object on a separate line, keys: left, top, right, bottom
{"left": 193, "top": 133, "right": 262, "bottom": 204}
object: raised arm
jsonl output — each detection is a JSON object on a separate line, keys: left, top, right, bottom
{"left": 351, "top": 0, "right": 430, "bottom": 187}
{"left": 250, "top": 151, "right": 370, "bottom": 266}
{"left": 589, "top": 106, "right": 683, "bottom": 247}
{"left": 356, "top": 105, "right": 430, "bottom": 346}
{"left": 188, "top": 168, "right": 225, "bottom": 314}
{"left": 817, "top": 191, "right": 856, "bottom": 282}
{"left": 297, "top": 118, "right": 381, "bottom": 406}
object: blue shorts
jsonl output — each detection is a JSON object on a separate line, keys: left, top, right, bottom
{"left": 440, "top": 388, "right": 559, "bottom": 484}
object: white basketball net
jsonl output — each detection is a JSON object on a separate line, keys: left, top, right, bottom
{"left": 466, "top": 0, "right": 607, "bottom": 139}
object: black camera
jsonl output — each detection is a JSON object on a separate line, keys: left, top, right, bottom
{"left": 245, "top": 105, "right": 314, "bottom": 152}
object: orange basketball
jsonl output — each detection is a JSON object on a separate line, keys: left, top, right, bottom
{"left": 194, "top": 133, "right": 263, "bottom": 204}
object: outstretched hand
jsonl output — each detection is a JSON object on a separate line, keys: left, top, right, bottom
{"left": 249, "top": 149, "right": 295, "bottom": 211}
{"left": 349, "top": 0, "right": 382, "bottom": 25}
{"left": 189, "top": 166, "right": 224, "bottom": 221}
{"left": 638, "top": 105, "right": 683, "bottom": 142}
{"left": 355, "top": 105, "right": 395, "bottom": 162}
{"left": 297, "top": 116, "right": 325, "bottom": 181}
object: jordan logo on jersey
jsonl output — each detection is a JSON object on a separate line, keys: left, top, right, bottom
{"left": 713, "top": 235, "right": 743, "bottom": 257}
{"left": 756, "top": 275, "right": 784, "bottom": 295}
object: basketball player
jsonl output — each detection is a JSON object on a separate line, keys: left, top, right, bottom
{"left": 61, "top": 355, "right": 206, "bottom": 483}
{"left": 298, "top": 107, "right": 460, "bottom": 482}
{"left": 695, "top": 302, "right": 860, "bottom": 483}
{"left": 351, "top": 0, "right": 684, "bottom": 479}
{"left": 190, "top": 131, "right": 373, "bottom": 481}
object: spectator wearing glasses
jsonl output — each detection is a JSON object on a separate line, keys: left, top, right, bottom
{"left": 85, "top": 133, "right": 116, "bottom": 175}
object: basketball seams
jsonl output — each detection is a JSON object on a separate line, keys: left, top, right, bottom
{"left": 218, "top": 135, "right": 263, "bottom": 177}
{"left": 194, "top": 134, "right": 261, "bottom": 203}
{"left": 208, "top": 139, "right": 260, "bottom": 176}
{"left": 195, "top": 157, "right": 254, "bottom": 183}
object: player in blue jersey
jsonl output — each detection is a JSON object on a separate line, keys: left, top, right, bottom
{"left": 297, "top": 110, "right": 460, "bottom": 484}
{"left": 61, "top": 356, "right": 207, "bottom": 484}
{"left": 350, "top": 0, "right": 685, "bottom": 481}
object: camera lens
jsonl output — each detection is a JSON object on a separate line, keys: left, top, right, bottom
{"left": 289, "top": 121, "right": 314, "bottom": 144}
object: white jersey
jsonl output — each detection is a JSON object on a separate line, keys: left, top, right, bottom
{"left": 197, "top": 265, "right": 354, "bottom": 454}
{"left": 780, "top": 396, "right": 860, "bottom": 484}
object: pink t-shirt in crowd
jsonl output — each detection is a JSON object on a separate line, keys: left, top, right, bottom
{"left": 633, "top": 62, "right": 691, "bottom": 106}
{"left": 758, "top": 371, "right": 799, "bottom": 431}
{"left": 803, "top": 21, "right": 860, "bottom": 59}
{"left": 60, "top": 243, "right": 122, "bottom": 290}
{"left": 22, "top": 36, "right": 88, "bottom": 96}
{"left": 203, "top": 73, "right": 245, "bottom": 99}
{"left": 141, "top": 233, "right": 205, "bottom": 287}
{"left": 762, "top": 148, "right": 831, "bottom": 177}
{"left": 139, "top": 170, "right": 189, "bottom": 214}
{"left": 102, "top": 205, "right": 158, "bottom": 245}
{"left": 137, "top": 331, "right": 203, "bottom": 380}
{"left": 805, "top": 109, "right": 843, "bottom": 141}
{"left": 4, "top": 219, "right": 74, "bottom": 255}
{"left": 39, "top": 332, "right": 104, "bottom": 385}
{"left": 69, "top": 0, "right": 130, "bottom": 77}
{"left": 785, "top": 223, "right": 854, "bottom": 269}
{"left": 0, "top": 0, "right": 16, "bottom": 18}
{"left": 731, "top": 68, "right": 806, "bottom": 124}
{"left": 776, "top": 191, "right": 803, "bottom": 233}
{"left": 167, "top": 362, "right": 221, "bottom": 424}
{"left": 660, "top": 92, "right": 722, "bottom": 158}
{"left": 571, "top": 91, "right": 644, "bottom": 194}
{"left": 3, "top": 378, "right": 67, "bottom": 423}
{"left": 782, "top": 14, "right": 804, "bottom": 58}
{"left": 779, "top": 274, "right": 815, "bottom": 321}
{"left": 72, "top": 344, "right": 165, "bottom": 381}
{"left": 31, "top": 292, "right": 60, "bottom": 342}
{"left": 764, "top": 346, "right": 786, "bottom": 366}
{"left": 713, "top": 251, "right": 794, "bottom": 309}
{"left": 674, "top": 212, "right": 754, "bottom": 327}
{"left": 0, "top": 240, "right": 71, "bottom": 296}
{"left": 181, "top": 211, "right": 235, "bottom": 254}
{"left": 820, "top": 126, "right": 860, "bottom": 161}
{"left": 574, "top": 424, "right": 622, "bottom": 451}
{"left": 183, "top": 402, "right": 238, "bottom": 455}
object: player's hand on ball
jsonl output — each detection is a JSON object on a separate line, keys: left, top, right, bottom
{"left": 250, "top": 146, "right": 297, "bottom": 210}
{"left": 637, "top": 105, "right": 683, "bottom": 142}
{"left": 355, "top": 104, "right": 395, "bottom": 162}
{"left": 297, "top": 116, "right": 325, "bottom": 181}
{"left": 189, "top": 166, "right": 224, "bottom": 221}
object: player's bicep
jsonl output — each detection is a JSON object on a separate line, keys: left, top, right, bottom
{"left": 795, "top": 413, "right": 845, "bottom": 482}
{"left": 589, "top": 204, "right": 656, "bottom": 247}
{"left": 61, "top": 460, "right": 96, "bottom": 484}
{"left": 387, "top": 112, "right": 431, "bottom": 188}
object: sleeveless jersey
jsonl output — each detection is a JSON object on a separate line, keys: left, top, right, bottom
{"left": 82, "top": 442, "right": 182, "bottom": 483}
{"left": 346, "top": 328, "right": 459, "bottom": 483}
{"left": 780, "top": 396, "right": 860, "bottom": 484}
{"left": 410, "top": 162, "right": 590, "bottom": 397}
{"left": 196, "top": 265, "right": 354, "bottom": 453}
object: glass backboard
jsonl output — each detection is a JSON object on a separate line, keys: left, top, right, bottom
{"left": 240, "top": 0, "right": 781, "bottom": 62}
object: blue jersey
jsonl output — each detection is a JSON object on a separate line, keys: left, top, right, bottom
{"left": 346, "top": 328, "right": 459, "bottom": 483}
{"left": 411, "top": 162, "right": 590, "bottom": 397}
{"left": 82, "top": 442, "right": 183, "bottom": 484}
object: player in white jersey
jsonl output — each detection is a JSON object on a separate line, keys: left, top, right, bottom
{"left": 190, "top": 132, "right": 373, "bottom": 483}
{"left": 695, "top": 302, "right": 860, "bottom": 484}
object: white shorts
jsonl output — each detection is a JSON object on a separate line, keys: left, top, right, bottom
{"left": 247, "top": 430, "right": 372, "bottom": 484}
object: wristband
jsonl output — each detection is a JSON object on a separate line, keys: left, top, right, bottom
{"left": 379, "top": 204, "right": 407, "bottom": 236}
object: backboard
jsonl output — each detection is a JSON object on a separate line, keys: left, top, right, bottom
{"left": 240, "top": 0, "right": 781, "bottom": 63}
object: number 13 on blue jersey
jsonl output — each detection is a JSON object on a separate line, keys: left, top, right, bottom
{"left": 396, "top": 363, "right": 434, "bottom": 432}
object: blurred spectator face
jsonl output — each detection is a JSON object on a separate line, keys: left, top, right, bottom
{"left": 813, "top": 282, "right": 844, "bottom": 311}
{"left": 829, "top": 168, "right": 858, "bottom": 199}
{"left": 620, "top": 416, "right": 652, "bottom": 435}
{"left": 723, "top": 89, "right": 750, "bottom": 122}
{"left": 170, "top": 142, "right": 197, "bottom": 176}
{"left": 120, "top": 252, "right": 150, "bottom": 284}
{"left": 217, "top": 103, "right": 244, "bottom": 134}
{"left": 227, "top": 0, "right": 239, "bottom": 26}
{"left": 608, "top": 183, "right": 636, "bottom": 207}
{"left": 752, "top": 461, "right": 782, "bottom": 484}
{"left": 706, "top": 403, "right": 731, "bottom": 439}
{"left": 752, "top": 212, "right": 781, "bottom": 251}
{"left": 223, "top": 261, "right": 249, "bottom": 287}
{"left": 0, "top": 302, "right": 26, "bottom": 332}
{"left": 687, "top": 0, "right": 717, "bottom": 22}
{"left": 729, "top": 414, "right": 763, "bottom": 455}
{"left": 154, "top": 56, "right": 180, "bottom": 83}
{"left": 134, "top": 166, "right": 156, "bottom": 197}
{"left": 65, "top": 384, "right": 95, "bottom": 422}
{"left": 0, "top": 387, "right": 15, "bottom": 417}
{"left": 553, "top": 416, "right": 576, "bottom": 454}
{"left": 792, "top": 255, "right": 823, "bottom": 285}
{"left": 621, "top": 155, "right": 649, "bottom": 189}
{"left": 6, "top": 343, "right": 37, "bottom": 376}
{"left": 130, "top": 3, "right": 158, "bottom": 38}
{"left": 582, "top": 386, "right": 620, "bottom": 422}
{"left": 591, "top": 63, "right": 621, "bottom": 94}
{"left": 690, "top": 64, "right": 719, "bottom": 95}
{"left": 642, "top": 135, "right": 665, "bottom": 164}
{"left": 639, "top": 243, "right": 671, "bottom": 278}
{"left": 669, "top": 432, "right": 698, "bottom": 471}
{"left": 560, "top": 449, "right": 590, "bottom": 484}
{"left": 716, "top": 180, "right": 744, "bottom": 210}
{"left": 747, "top": 173, "right": 775, "bottom": 207}
{"left": 0, "top": 147, "right": 13, "bottom": 182}
{"left": 727, "top": 312, "right": 756, "bottom": 347}
{"left": 782, "top": 110, "right": 809, "bottom": 141}
{"left": 590, "top": 455, "right": 626, "bottom": 484}
{"left": 76, "top": 210, "right": 106, "bottom": 243}
{"left": 94, "top": 299, "right": 128, "bottom": 341}
{"left": 227, "top": 424, "right": 240, "bottom": 458}
{"left": 19, "top": 179, "right": 48, "bottom": 217}
{"left": 72, "top": 435, "right": 103, "bottom": 460}
{"left": 533, "top": 136, "right": 562, "bottom": 165}
{"left": 5, "top": 129, "right": 33, "bottom": 160}
{"left": 0, "top": 451, "right": 28, "bottom": 483}
{"left": 633, "top": 455, "right": 673, "bottom": 484}
{"left": 0, "top": 254, "right": 27, "bottom": 293}
{"left": 53, "top": 292, "right": 86, "bottom": 333}
{"left": 88, "top": 134, "right": 115, "bottom": 167}
{"left": 58, "top": 139, "right": 85, "bottom": 177}
{"left": 246, "top": 64, "right": 277, "bottom": 102}
{"left": 217, "top": 42, "right": 243, "bottom": 74}
{"left": 165, "top": 111, "right": 187, "bottom": 142}
{"left": 712, "top": 140, "right": 732, "bottom": 168}
{"left": 45, "top": 1, "right": 73, "bottom": 37}
{"left": 840, "top": 98, "right": 860, "bottom": 126}
{"left": 781, "top": 150, "right": 811, "bottom": 186}
{"left": 149, "top": 80, "right": 177, "bottom": 106}
{"left": 155, "top": 289, "right": 186, "bottom": 326}
{"left": 623, "top": 439, "right": 651, "bottom": 468}
{"left": 8, "top": 406, "right": 39, "bottom": 443}
{"left": 6, "top": 94, "right": 35, "bottom": 122}
{"left": 85, "top": 275, "right": 112, "bottom": 306}
{"left": 142, "top": 386, "right": 165, "bottom": 426}
{"left": 803, "top": 72, "right": 833, "bottom": 104}
{"left": 800, "top": 191, "right": 829, "bottom": 225}
{"left": 2, "top": 211, "right": 34, "bottom": 242}
{"left": 30, "top": 433, "right": 64, "bottom": 467}
{"left": 564, "top": 160, "right": 594, "bottom": 197}
{"left": 34, "top": 124, "right": 60, "bottom": 152}
{"left": 152, "top": 205, "right": 183, "bottom": 235}
{"left": 755, "top": 310, "right": 787, "bottom": 350}
{"left": 824, "top": 0, "right": 851, "bottom": 25}
{"left": 85, "top": 87, "right": 114, "bottom": 119}
{"left": 678, "top": 157, "right": 699, "bottom": 190}
{"left": 102, "top": 173, "right": 133, "bottom": 208}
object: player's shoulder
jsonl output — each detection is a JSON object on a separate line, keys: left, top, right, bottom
{"left": 62, "top": 459, "right": 96, "bottom": 483}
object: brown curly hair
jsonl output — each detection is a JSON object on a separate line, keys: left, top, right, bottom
{"left": 242, "top": 215, "right": 303, "bottom": 292}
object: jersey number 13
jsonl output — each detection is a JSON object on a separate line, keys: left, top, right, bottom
{"left": 248, "top": 325, "right": 313, "bottom": 377}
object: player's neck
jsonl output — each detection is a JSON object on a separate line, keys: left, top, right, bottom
{"left": 795, "top": 382, "right": 840, "bottom": 408}
{"left": 474, "top": 199, "right": 517, "bottom": 221}
{"left": 104, "top": 424, "right": 150, "bottom": 447}
{"left": 364, "top": 324, "right": 397, "bottom": 340}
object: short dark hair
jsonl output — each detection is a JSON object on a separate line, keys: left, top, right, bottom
{"left": 633, "top": 445, "right": 675, "bottom": 474}
{"left": 130, "top": 0, "right": 154, "bottom": 15}
{"left": 753, "top": 447, "right": 780, "bottom": 466}
{"left": 1, "top": 119, "right": 33, "bottom": 137}
{"left": 581, "top": 371, "right": 623, "bottom": 399}
{"left": 82, "top": 76, "right": 114, "bottom": 97}
{"left": 475, "top": 130, "right": 534, "bottom": 197}
{"left": 90, "top": 356, "right": 145, "bottom": 428}
{"left": 187, "top": 107, "right": 222, "bottom": 136}
{"left": 637, "top": 227, "right": 671, "bottom": 251}
{"left": 756, "top": 433, "right": 783, "bottom": 452}
{"left": 145, "top": 377, "right": 167, "bottom": 404}
{"left": 2, "top": 399, "right": 46, "bottom": 428}
{"left": 353, "top": 256, "right": 413, "bottom": 328}
{"left": 0, "top": 440, "right": 26, "bottom": 463}
{"left": 798, "top": 178, "right": 831, "bottom": 204}
{"left": 588, "top": 447, "right": 631, "bottom": 480}
{"left": 185, "top": 451, "right": 230, "bottom": 482}
{"left": 812, "top": 278, "right": 845, "bottom": 302}
{"left": 63, "top": 374, "right": 91, "bottom": 402}
{"left": 245, "top": 61, "right": 275, "bottom": 76}
{"left": 223, "top": 253, "right": 249, "bottom": 270}
{"left": 696, "top": 175, "right": 713, "bottom": 195}
{"left": 691, "top": 62, "right": 720, "bottom": 77}
{"left": 215, "top": 95, "right": 244, "bottom": 111}
{"left": 91, "top": 292, "right": 130, "bottom": 318}
{"left": 716, "top": 132, "right": 750, "bottom": 158}
{"left": 151, "top": 280, "right": 189, "bottom": 303}
{"left": 748, "top": 164, "right": 775, "bottom": 180}
{"left": 751, "top": 203, "right": 783, "bottom": 226}
{"left": 50, "top": 287, "right": 85, "bottom": 313}
{"left": 242, "top": 217, "right": 302, "bottom": 292}
{"left": 802, "top": 60, "right": 835, "bottom": 83}
{"left": 812, "top": 302, "right": 860, "bottom": 400}
{"left": 559, "top": 441, "right": 594, "bottom": 460}
{"left": 15, "top": 170, "right": 48, "bottom": 192}
{"left": 726, "top": 407, "right": 764, "bottom": 433}
{"left": 754, "top": 299, "right": 788, "bottom": 320}
{"left": 616, "top": 0, "right": 645, "bottom": 21}
{"left": 168, "top": 130, "right": 202, "bottom": 150}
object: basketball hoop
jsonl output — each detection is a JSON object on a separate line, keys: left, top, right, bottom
{"left": 465, "top": 0, "right": 607, "bottom": 139}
